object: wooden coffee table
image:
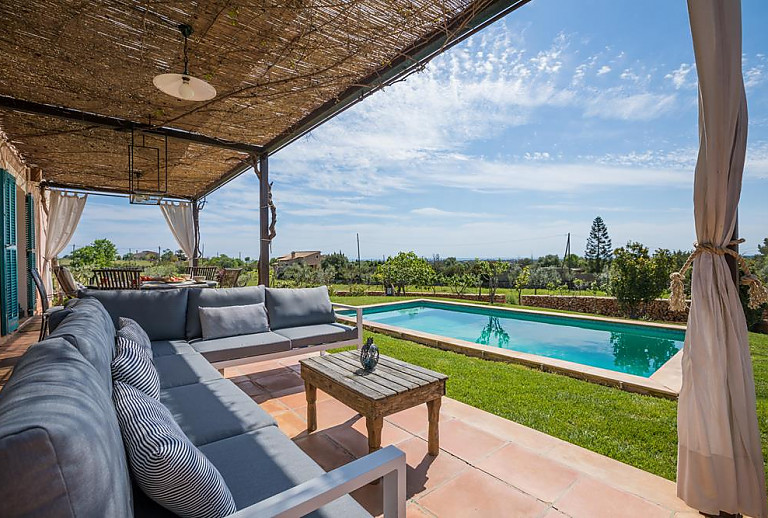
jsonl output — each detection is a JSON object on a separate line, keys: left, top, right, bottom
{"left": 300, "top": 350, "right": 448, "bottom": 456}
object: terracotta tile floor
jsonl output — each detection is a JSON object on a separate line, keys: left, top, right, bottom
{"left": 1, "top": 320, "right": 696, "bottom": 517}
{"left": 224, "top": 354, "right": 697, "bottom": 518}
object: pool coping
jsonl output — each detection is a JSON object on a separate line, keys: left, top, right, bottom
{"left": 336, "top": 298, "right": 684, "bottom": 399}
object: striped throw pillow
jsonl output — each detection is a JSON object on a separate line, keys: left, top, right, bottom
{"left": 113, "top": 381, "right": 236, "bottom": 518}
{"left": 112, "top": 336, "right": 160, "bottom": 398}
{"left": 118, "top": 317, "right": 152, "bottom": 358}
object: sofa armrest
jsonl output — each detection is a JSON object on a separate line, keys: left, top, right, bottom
{"left": 332, "top": 303, "right": 363, "bottom": 350}
{"left": 229, "top": 445, "right": 406, "bottom": 518}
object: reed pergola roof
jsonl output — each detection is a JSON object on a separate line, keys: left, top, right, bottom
{"left": 0, "top": 0, "right": 528, "bottom": 199}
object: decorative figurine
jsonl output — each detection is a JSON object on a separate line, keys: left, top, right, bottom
{"left": 360, "top": 337, "right": 380, "bottom": 371}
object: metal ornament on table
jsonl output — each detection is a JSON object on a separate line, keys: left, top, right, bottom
{"left": 360, "top": 337, "right": 379, "bottom": 371}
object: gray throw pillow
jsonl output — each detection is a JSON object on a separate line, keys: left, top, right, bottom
{"left": 198, "top": 302, "right": 270, "bottom": 341}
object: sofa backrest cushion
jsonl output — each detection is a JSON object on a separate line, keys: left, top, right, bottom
{"left": 0, "top": 338, "right": 133, "bottom": 518}
{"left": 48, "top": 297, "right": 116, "bottom": 393}
{"left": 199, "top": 302, "right": 270, "bottom": 340}
{"left": 186, "top": 285, "right": 266, "bottom": 340}
{"left": 265, "top": 286, "right": 335, "bottom": 330}
{"left": 81, "top": 288, "right": 190, "bottom": 341}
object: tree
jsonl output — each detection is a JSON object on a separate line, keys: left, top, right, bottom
{"left": 608, "top": 242, "right": 674, "bottom": 318}
{"left": 537, "top": 254, "right": 561, "bottom": 267}
{"left": 528, "top": 266, "right": 561, "bottom": 294}
{"left": 447, "top": 272, "right": 478, "bottom": 295}
{"left": 322, "top": 252, "right": 350, "bottom": 274}
{"left": 69, "top": 238, "right": 118, "bottom": 269}
{"left": 160, "top": 249, "right": 176, "bottom": 262}
{"left": 513, "top": 266, "right": 531, "bottom": 305}
{"left": 479, "top": 260, "right": 510, "bottom": 304}
{"left": 585, "top": 216, "right": 613, "bottom": 273}
{"left": 377, "top": 251, "right": 434, "bottom": 295}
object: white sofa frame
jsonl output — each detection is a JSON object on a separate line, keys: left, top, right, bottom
{"left": 230, "top": 445, "right": 406, "bottom": 518}
{"left": 210, "top": 303, "right": 363, "bottom": 371}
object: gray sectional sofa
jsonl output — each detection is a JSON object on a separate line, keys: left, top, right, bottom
{"left": 80, "top": 285, "right": 363, "bottom": 370}
{"left": 0, "top": 287, "right": 406, "bottom": 518}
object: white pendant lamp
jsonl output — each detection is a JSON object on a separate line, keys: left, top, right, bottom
{"left": 153, "top": 24, "right": 216, "bottom": 102}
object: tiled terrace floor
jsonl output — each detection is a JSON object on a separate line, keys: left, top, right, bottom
{"left": 1, "top": 319, "right": 697, "bottom": 517}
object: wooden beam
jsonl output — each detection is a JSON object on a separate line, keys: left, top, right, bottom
{"left": 192, "top": 199, "right": 201, "bottom": 267}
{"left": 257, "top": 154, "right": 270, "bottom": 286}
{"left": 0, "top": 95, "right": 263, "bottom": 155}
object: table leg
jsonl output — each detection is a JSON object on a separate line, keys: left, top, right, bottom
{"left": 427, "top": 397, "right": 441, "bottom": 456}
{"left": 305, "top": 381, "right": 317, "bottom": 433}
{"left": 366, "top": 416, "right": 383, "bottom": 454}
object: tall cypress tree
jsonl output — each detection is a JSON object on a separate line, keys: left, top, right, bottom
{"left": 585, "top": 216, "right": 612, "bottom": 273}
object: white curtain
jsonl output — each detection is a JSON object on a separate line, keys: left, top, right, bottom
{"left": 160, "top": 201, "right": 195, "bottom": 264}
{"left": 678, "top": 2, "right": 767, "bottom": 517}
{"left": 42, "top": 190, "right": 87, "bottom": 290}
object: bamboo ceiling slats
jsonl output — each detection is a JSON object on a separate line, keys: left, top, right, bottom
{"left": 0, "top": 0, "right": 504, "bottom": 198}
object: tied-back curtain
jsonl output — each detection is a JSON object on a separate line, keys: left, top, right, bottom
{"left": 678, "top": 1, "right": 767, "bottom": 517}
{"left": 42, "top": 190, "right": 87, "bottom": 292}
{"left": 160, "top": 202, "right": 195, "bottom": 264}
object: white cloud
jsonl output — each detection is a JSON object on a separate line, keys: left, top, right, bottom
{"left": 584, "top": 92, "right": 677, "bottom": 121}
{"left": 597, "top": 65, "right": 612, "bottom": 76}
{"left": 665, "top": 63, "right": 695, "bottom": 89}
{"left": 410, "top": 207, "right": 496, "bottom": 218}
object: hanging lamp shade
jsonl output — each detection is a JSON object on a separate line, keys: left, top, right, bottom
{"left": 153, "top": 24, "right": 216, "bottom": 102}
{"left": 153, "top": 74, "right": 216, "bottom": 101}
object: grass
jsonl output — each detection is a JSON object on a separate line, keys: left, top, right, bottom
{"left": 337, "top": 327, "right": 768, "bottom": 483}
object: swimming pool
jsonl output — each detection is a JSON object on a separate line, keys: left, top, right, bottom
{"left": 349, "top": 301, "right": 684, "bottom": 378}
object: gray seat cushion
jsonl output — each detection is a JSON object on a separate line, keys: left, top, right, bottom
{"left": 159, "top": 379, "right": 276, "bottom": 446}
{"left": 265, "top": 286, "right": 335, "bottom": 330}
{"left": 151, "top": 339, "right": 196, "bottom": 358}
{"left": 0, "top": 338, "right": 132, "bottom": 518}
{"left": 275, "top": 323, "right": 357, "bottom": 349}
{"left": 191, "top": 332, "right": 290, "bottom": 363}
{"left": 186, "top": 286, "right": 266, "bottom": 340}
{"left": 81, "top": 288, "right": 189, "bottom": 341}
{"left": 48, "top": 298, "right": 117, "bottom": 392}
{"left": 200, "top": 427, "right": 370, "bottom": 517}
{"left": 154, "top": 352, "right": 222, "bottom": 389}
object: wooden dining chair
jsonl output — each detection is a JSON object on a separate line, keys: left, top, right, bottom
{"left": 186, "top": 266, "right": 220, "bottom": 281}
{"left": 218, "top": 268, "right": 243, "bottom": 288}
{"left": 91, "top": 268, "right": 142, "bottom": 289}
{"left": 29, "top": 268, "right": 64, "bottom": 340}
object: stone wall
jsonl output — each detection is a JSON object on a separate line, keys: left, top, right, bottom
{"left": 333, "top": 290, "right": 506, "bottom": 303}
{"left": 520, "top": 295, "right": 689, "bottom": 322}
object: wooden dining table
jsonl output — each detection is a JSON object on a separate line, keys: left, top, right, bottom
{"left": 140, "top": 280, "right": 218, "bottom": 290}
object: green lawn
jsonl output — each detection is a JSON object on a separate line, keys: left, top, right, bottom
{"left": 338, "top": 327, "right": 768, "bottom": 483}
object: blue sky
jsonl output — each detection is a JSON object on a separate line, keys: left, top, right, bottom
{"left": 71, "top": 0, "right": 768, "bottom": 260}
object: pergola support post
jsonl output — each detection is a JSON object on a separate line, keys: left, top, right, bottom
{"left": 257, "top": 154, "right": 270, "bottom": 286}
{"left": 192, "top": 198, "right": 202, "bottom": 267}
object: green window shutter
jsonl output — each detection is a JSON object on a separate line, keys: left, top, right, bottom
{"left": 1, "top": 169, "right": 19, "bottom": 335}
{"left": 26, "top": 193, "right": 36, "bottom": 314}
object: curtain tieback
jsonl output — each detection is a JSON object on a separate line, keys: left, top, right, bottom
{"left": 668, "top": 239, "right": 768, "bottom": 312}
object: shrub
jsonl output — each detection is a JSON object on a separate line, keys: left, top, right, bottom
{"left": 608, "top": 242, "right": 674, "bottom": 318}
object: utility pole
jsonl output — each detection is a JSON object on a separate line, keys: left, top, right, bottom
{"left": 356, "top": 233, "right": 361, "bottom": 280}
{"left": 71, "top": 244, "right": 75, "bottom": 255}
{"left": 564, "top": 233, "right": 571, "bottom": 270}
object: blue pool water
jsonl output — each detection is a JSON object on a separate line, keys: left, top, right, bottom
{"left": 352, "top": 302, "right": 684, "bottom": 377}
